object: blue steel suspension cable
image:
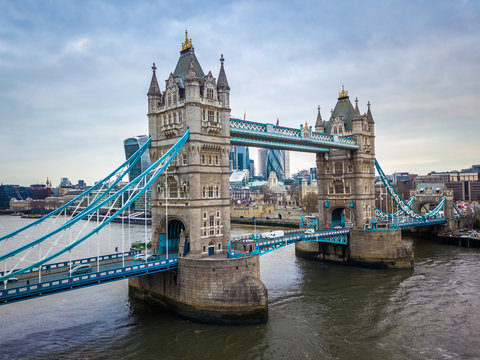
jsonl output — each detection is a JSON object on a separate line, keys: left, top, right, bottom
{"left": 0, "top": 134, "right": 180, "bottom": 263}
{"left": 0, "top": 130, "right": 189, "bottom": 281}
{"left": 0, "top": 138, "right": 151, "bottom": 242}
{"left": 375, "top": 159, "right": 447, "bottom": 219}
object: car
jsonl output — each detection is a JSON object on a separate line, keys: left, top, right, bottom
{"left": 304, "top": 229, "right": 315, "bottom": 234}
{"left": 333, "top": 226, "right": 343, "bottom": 230}
{"left": 7, "top": 277, "right": 18, "bottom": 283}
{"left": 69, "top": 264, "right": 92, "bottom": 276}
{"left": 135, "top": 254, "right": 155, "bottom": 262}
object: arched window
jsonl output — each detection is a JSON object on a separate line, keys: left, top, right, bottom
{"left": 215, "top": 155, "right": 219, "bottom": 165}
{"left": 169, "top": 180, "right": 178, "bottom": 198}
{"left": 201, "top": 154, "right": 205, "bottom": 164}
{"left": 215, "top": 186, "right": 219, "bottom": 197}
{"left": 208, "top": 186, "right": 214, "bottom": 197}
{"left": 202, "top": 186, "right": 206, "bottom": 198}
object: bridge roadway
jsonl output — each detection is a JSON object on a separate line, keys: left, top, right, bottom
{"left": 1, "top": 252, "right": 178, "bottom": 305}
{"left": 0, "top": 221, "right": 443, "bottom": 305}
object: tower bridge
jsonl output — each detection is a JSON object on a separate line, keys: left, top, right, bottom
{"left": 0, "top": 33, "right": 459, "bottom": 323}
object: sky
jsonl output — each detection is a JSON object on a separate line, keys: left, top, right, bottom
{"left": 1, "top": 0, "right": 479, "bottom": 186}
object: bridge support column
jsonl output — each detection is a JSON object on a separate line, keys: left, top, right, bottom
{"left": 128, "top": 256, "right": 268, "bottom": 324}
{"left": 295, "top": 229, "right": 413, "bottom": 269}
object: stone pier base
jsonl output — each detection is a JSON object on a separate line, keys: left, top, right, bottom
{"left": 128, "top": 255, "right": 268, "bottom": 324}
{"left": 296, "top": 229, "right": 413, "bottom": 269}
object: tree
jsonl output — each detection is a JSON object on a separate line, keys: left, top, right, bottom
{"left": 302, "top": 193, "right": 318, "bottom": 214}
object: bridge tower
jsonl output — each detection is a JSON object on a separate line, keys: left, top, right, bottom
{"left": 129, "top": 32, "right": 268, "bottom": 324}
{"left": 297, "top": 87, "right": 413, "bottom": 268}
{"left": 316, "top": 87, "right": 375, "bottom": 230}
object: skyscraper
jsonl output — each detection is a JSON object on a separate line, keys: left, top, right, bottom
{"left": 266, "top": 149, "right": 285, "bottom": 182}
{"left": 123, "top": 135, "right": 151, "bottom": 182}
{"left": 258, "top": 148, "right": 268, "bottom": 179}
{"left": 229, "top": 145, "right": 250, "bottom": 172}
{"left": 284, "top": 151, "right": 290, "bottom": 179}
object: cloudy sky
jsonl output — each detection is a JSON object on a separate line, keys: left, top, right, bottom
{"left": 1, "top": 0, "right": 479, "bottom": 186}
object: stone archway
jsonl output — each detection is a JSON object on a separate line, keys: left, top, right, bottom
{"left": 155, "top": 216, "right": 186, "bottom": 255}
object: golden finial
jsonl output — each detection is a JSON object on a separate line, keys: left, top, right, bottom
{"left": 182, "top": 30, "right": 192, "bottom": 51}
{"left": 304, "top": 121, "right": 309, "bottom": 130}
{"left": 338, "top": 84, "right": 349, "bottom": 99}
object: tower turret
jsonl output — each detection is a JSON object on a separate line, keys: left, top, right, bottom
{"left": 217, "top": 54, "right": 230, "bottom": 108}
{"left": 315, "top": 105, "right": 325, "bottom": 132}
{"left": 147, "top": 63, "right": 162, "bottom": 114}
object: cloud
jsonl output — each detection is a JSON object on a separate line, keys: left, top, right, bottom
{"left": 0, "top": 0, "right": 479, "bottom": 186}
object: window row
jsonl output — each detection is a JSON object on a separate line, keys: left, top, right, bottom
{"left": 201, "top": 152, "right": 220, "bottom": 166}
{"left": 161, "top": 111, "right": 183, "bottom": 126}
{"left": 202, "top": 185, "right": 220, "bottom": 198}
{"left": 202, "top": 110, "right": 221, "bottom": 122}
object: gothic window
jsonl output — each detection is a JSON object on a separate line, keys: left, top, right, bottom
{"left": 215, "top": 186, "right": 219, "bottom": 197}
{"left": 216, "top": 219, "right": 220, "bottom": 226}
{"left": 202, "top": 186, "right": 206, "bottom": 198}
{"left": 216, "top": 211, "right": 220, "bottom": 217}
{"left": 208, "top": 186, "right": 214, "bottom": 197}
{"left": 169, "top": 180, "right": 178, "bottom": 198}
{"left": 345, "top": 183, "right": 351, "bottom": 194}
{"left": 215, "top": 155, "right": 219, "bottom": 165}
{"left": 207, "top": 88, "right": 214, "bottom": 99}
{"left": 328, "top": 185, "right": 334, "bottom": 194}
{"left": 334, "top": 162, "right": 343, "bottom": 175}
{"left": 203, "top": 212, "right": 207, "bottom": 219}
{"left": 333, "top": 127, "right": 337, "bottom": 134}
{"left": 201, "top": 154, "right": 205, "bottom": 164}
{"left": 335, "top": 184, "right": 343, "bottom": 194}
{"left": 209, "top": 215, "right": 214, "bottom": 227}
{"left": 208, "top": 155, "right": 212, "bottom": 165}
{"left": 182, "top": 154, "right": 187, "bottom": 165}
{"left": 210, "top": 228, "right": 215, "bottom": 236}
{"left": 202, "top": 110, "right": 206, "bottom": 121}
{"left": 202, "top": 245, "right": 206, "bottom": 252}
{"left": 208, "top": 110, "right": 214, "bottom": 122}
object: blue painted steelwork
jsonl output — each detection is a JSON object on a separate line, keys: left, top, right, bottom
{"left": 229, "top": 229, "right": 349, "bottom": 258}
{"left": 375, "top": 159, "right": 446, "bottom": 220}
{"left": 0, "top": 130, "right": 189, "bottom": 283}
{"left": 229, "top": 118, "right": 359, "bottom": 152}
{"left": 0, "top": 257, "right": 178, "bottom": 305}
{"left": 397, "top": 218, "right": 446, "bottom": 228}
{"left": 453, "top": 201, "right": 463, "bottom": 216}
{"left": 375, "top": 197, "right": 415, "bottom": 219}
{"left": 0, "top": 250, "right": 141, "bottom": 277}
{"left": 0, "top": 138, "right": 151, "bottom": 243}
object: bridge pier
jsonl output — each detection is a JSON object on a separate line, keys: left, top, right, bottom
{"left": 296, "top": 229, "right": 413, "bottom": 269}
{"left": 128, "top": 255, "right": 268, "bottom": 324}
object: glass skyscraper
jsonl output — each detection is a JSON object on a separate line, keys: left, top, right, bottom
{"left": 266, "top": 149, "right": 285, "bottom": 182}
{"left": 123, "top": 135, "right": 151, "bottom": 182}
{"left": 229, "top": 145, "right": 250, "bottom": 172}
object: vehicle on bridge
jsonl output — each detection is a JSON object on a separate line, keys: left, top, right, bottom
{"left": 69, "top": 264, "right": 92, "bottom": 276}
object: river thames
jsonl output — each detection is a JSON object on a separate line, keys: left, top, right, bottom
{"left": 1, "top": 217, "right": 479, "bottom": 359}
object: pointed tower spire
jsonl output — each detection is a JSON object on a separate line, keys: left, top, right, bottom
{"left": 315, "top": 106, "right": 325, "bottom": 132}
{"left": 147, "top": 62, "right": 161, "bottom": 96}
{"left": 354, "top": 97, "right": 361, "bottom": 116}
{"left": 185, "top": 58, "right": 199, "bottom": 80}
{"left": 366, "top": 101, "right": 374, "bottom": 123}
{"left": 217, "top": 54, "right": 230, "bottom": 90}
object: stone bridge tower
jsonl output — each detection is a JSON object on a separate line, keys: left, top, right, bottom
{"left": 316, "top": 87, "right": 376, "bottom": 230}
{"left": 130, "top": 33, "right": 268, "bottom": 324}
{"left": 147, "top": 32, "right": 231, "bottom": 258}
{"left": 297, "top": 87, "right": 413, "bottom": 268}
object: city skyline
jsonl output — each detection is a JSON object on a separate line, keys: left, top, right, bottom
{"left": 1, "top": 1, "right": 479, "bottom": 185}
